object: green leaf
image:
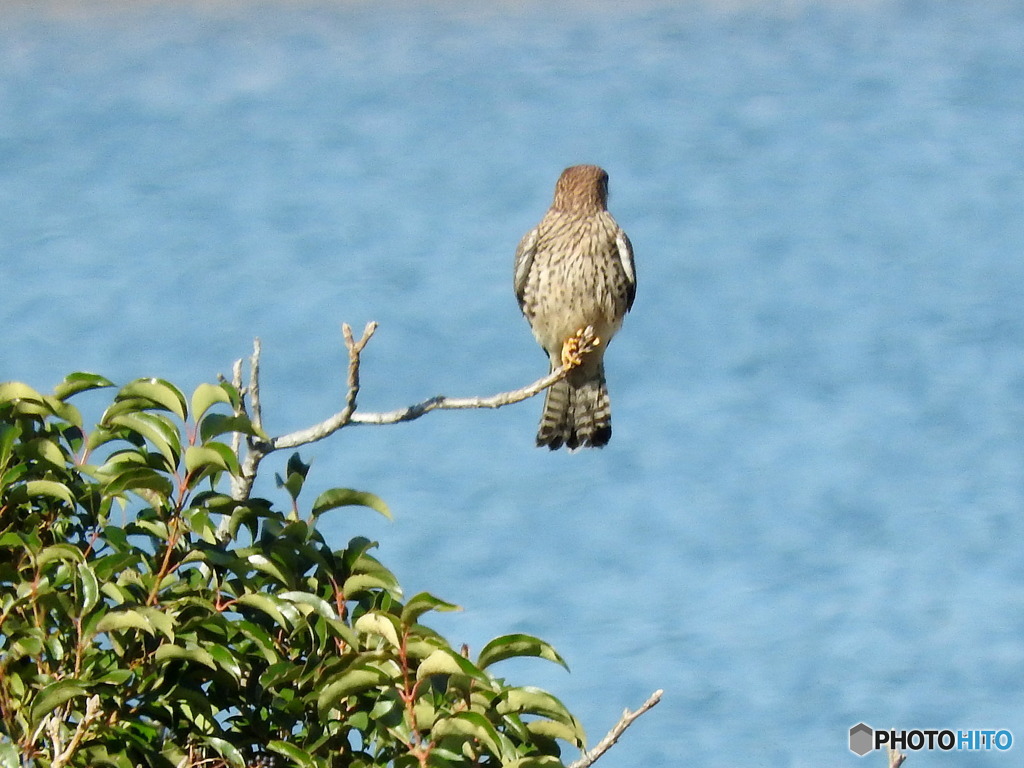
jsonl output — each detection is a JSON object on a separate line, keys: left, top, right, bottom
{"left": 117, "top": 378, "right": 188, "bottom": 420}
{"left": 202, "top": 736, "right": 246, "bottom": 768}
{"left": 190, "top": 382, "right": 231, "bottom": 422}
{"left": 95, "top": 609, "right": 156, "bottom": 636}
{"left": 316, "top": 667, "right": 390, "bottom": 715}
{"left": 154, "top": 644, "right": 217, "bottom": 671}
{"left": 185, "top": 444, "right": 240, "bottom": 476}
{"left": 36, "top": 543, "right": 85, "bottom": 568}
{"left": 9, "top": 480, "right": 76, "bottom": 508}
{"left": 431, "top": 711, "right": 506, "bottom": 760}
{"left": 415, "top": 649, "right": 488, "bottom": 684}
{"left": 246, "top": 553, "right": 290, "bottom": 585}
{"left": 109, "top": 412, "right": 181, "bottom": 470}
{"left": 101, "top": 465, "right": 174, "bottom": 497}
{"left": 401, "top": 592, "right": 460, "bottom": 624}
{"left": 354, "top": 611, "right": 401, "bottom": 648}
{"left": 0, "top": 423, "right": 21, "bottom": 471}
{"left": 236, "top": 593, "right": 290, "bottom": 628}
{"left": 497, "top": 687, "right": 584, "bottom": 734}
{"left": 53, "top": 372, "right": 116, "bottom": 401}
{"left": 525, "top": 719, "right": 585, "bottom": 747}
{"left": 279, "top": 590, "right": 337, "bottom": 620}
{"left": 78, "top": 564, "right": 100, "bottom": 613}
{"left": 198, "top": 413, "right": 264, "bottom": 443}
{"left": 312, "top": 487, "right": 392, "bottom": 520}
{"left": 267, "top": 740, "right": 315, "bottom": 768}
{"left": 0, "top": 741, "right": 20, "bottom": 768}
{"left": 0, "top": 381, "right": 45, "bottom": 406}
{"left": 504, "top": 757, "right": 565, "bottom": 768}
{"left": 286, "top": 452, "right": 311, "bottom": 480}
{"left": 477, "top": 634, "right": 569, "bottom": 671}
{"left": 30, "top": 680, "right": 87, "bottom": 727}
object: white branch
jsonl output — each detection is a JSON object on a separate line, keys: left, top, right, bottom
{"left": 568, "top": 690, "right": 663, "bottom": 768}
{"left": 227, "top": 322, "right": 597, "bottom": 501}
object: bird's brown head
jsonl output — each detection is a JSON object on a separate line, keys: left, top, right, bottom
{"left": 551, "top": 164, "right": 609, "bottom": 214}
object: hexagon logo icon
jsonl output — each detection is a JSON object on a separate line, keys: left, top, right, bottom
{"left": 849, "top": 722, "right": 874, "bottom": 756}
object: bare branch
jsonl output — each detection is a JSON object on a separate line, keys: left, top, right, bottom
{"left": 226, "top": 322, "right": 597, "bottom": 501}
{"left": 273, "top": 321, "right": 377, "bottom": 449}
{"left": 50, "top": 695, "right": 102, "bottom": 768}
{"left": 249, "top": 337, "right": 263, "bottom": 432}
{"left": 568, "top": 689, "right": 663, "bottom": 768}
{"left": 228, "top": 357, "right": 244, "bottom": 459}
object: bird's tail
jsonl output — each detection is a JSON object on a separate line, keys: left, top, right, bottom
{"left": 536, "top": 364, "right": 611, "bottom": 450}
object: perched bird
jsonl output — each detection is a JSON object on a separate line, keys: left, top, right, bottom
{"left": 514, "top": 165, "right": 636, "bottom": 450}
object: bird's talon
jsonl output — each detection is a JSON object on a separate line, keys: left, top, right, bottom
{"left": 561, "top": 327, "right": 594, "bottom": 368}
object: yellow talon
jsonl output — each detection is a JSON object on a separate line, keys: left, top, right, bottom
{"left": 560, "top": 326, "right": 600, "bottom": 368}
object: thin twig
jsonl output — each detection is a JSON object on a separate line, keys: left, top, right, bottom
{"left": 229, "top": 357, "right": 243, "bottom": 459}
{"left": 568, "top": 690, "right": 663, "bottom": 768}
{"left": 347, "top": 363, "right": 576, "bottom": 425}
{"left": 273, "top": 321, "right": 377, "bottom": 449}
{"left": 250, "top": 337, "right": 263, "bottom": 433}
{"left": 50, "top": 695, "right": 101, "bottom": 768}
{"left": 227, "top": 322, "right": 597, "bottom": 501}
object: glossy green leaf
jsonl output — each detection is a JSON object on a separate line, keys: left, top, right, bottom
{"left": 30, "top": 680, "right": 87, "bottom": 727}
{"left": 312, "top": 487, "right": 392, "bottom": 520}
{"left": 185, "top": 444, "right": 238, "bottom": 476}
{"left": 477, "top": 634, "right": 569, "bottom": 671}
{"left": 267, "top": 740, "right": 315, "bottom": 768}
{"left": 53, "top": 372, "right": 116, "bottom": 401}
{"left": 190, "top": 382, "right": 231, "bottom": 422}
{"left": 401, "top": 592, "right": 460, "bottom": 624}
{"left": 497, "top": 688, "right": 584, "bottom": 734}
{"left": 202, "top": 736, "right": 246, "bottom": 768}
{"left": 0, "top": 381, "right": 45, "bottom": 406}
{"left": 95, "top": 609, "right": 156, "bottom": 636}
{"left": 415, "top": 649, "right": 488, "bottom": 684}
{"left": 525, "top": 719, "right": 585, "bottom": 747}
{"left": 279, "top": 590, "right": 337, "bottom": 620}
{"left": 154, "top": 644, "right": 217, "bottom": 671}
{"left": 199, "top": 413, "right": 263, "bottom": 443}
{"left": 431, "top": 711, "right": 506, "bottom": 760}
{"left": 504, "top": 757, "right": 565, "bottom": 768}
{"left": 11, "top": 480, "right": 76, "bottom": 508}
{"left": 24, "top": 437, "right": 67, "bottom": 471}
{"left": 117, "top": 378, "right": 188, "bottom": 419}
{"left": 109, "top": 412, "right": 181, "bottom": 470}
{"left": 0, "top": 741, "right": 20, "bottom": 768}
{"left": 236, "top": 593, "right": 290, "bottom": 628}
{"left": 102, "top": 465, "right": 174, "bottom": 497}
{"left": 247, "top": 553, "right": 290, "bottom": 585}
{"left": 316, "top": 668, "right": 389, "bottom": 715}
{"left": 354, "top": 611, "right": 401, "bottom": 648}
{"left": 36, "top": 543, "right": 85, "bottom": 568}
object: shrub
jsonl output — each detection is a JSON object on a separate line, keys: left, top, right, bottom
{"left": 0, "top": 373, "right": 584, "bottom": 768}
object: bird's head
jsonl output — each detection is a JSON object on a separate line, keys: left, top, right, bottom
{"left": 552, "top": 164, "right": 609, "bottom": 214}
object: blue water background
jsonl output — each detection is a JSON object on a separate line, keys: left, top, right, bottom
{"left": 2, "top": 1, "right": 1024, "bottom": 765}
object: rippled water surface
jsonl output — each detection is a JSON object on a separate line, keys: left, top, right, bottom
{"left": 3, "top": 1, "right": 1024, "bottom": 765}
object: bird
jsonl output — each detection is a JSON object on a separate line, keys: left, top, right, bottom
{"left": 514, "top": 164, "right": 636, "bottom": 450}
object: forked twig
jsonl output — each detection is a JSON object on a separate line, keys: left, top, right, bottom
{"left": 228, "top": 322, "right": 598, "bottom": 500}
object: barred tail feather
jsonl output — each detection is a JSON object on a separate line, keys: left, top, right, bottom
{"left": 536, "top": 377, "right": 571, "bottom": 449}
{"left": 536, "top": 365, "right": 611, "bottom": 450}
{"left": 567, "top": 366, "right": 611, "bottom": 449}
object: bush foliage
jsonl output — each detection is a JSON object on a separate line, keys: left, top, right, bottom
{"left": 0, "top": 374, "right": 584, "bottom": 768}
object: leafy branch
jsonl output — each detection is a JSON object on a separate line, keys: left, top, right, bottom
{"left": 0, "top": 319, "right": 660, "bottom": 768}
